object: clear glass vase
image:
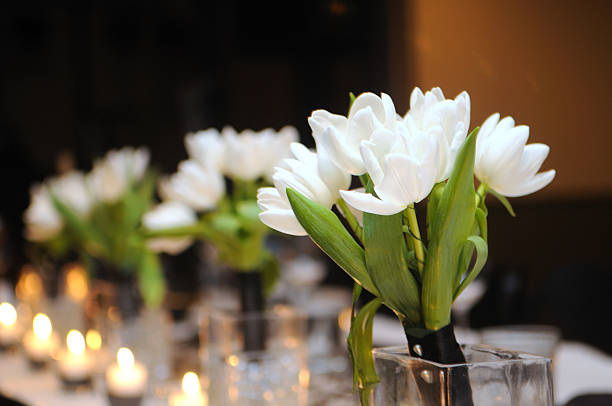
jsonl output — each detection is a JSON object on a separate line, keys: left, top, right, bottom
{"left": 372, "top": 344, "right": 554, "bottom": 406}
{"left": 205, "top": 305, "right": 309, "bottom": 406}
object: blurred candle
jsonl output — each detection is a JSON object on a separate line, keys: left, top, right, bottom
{"left": 86, "top": 329, "right": 102, "bottom": 351}
{"left": 23, "top": 313, "right": 57, "bottom": 366}
{"left": 169, "top": 372, "right": 207, "bottom": 406}
{"left": 64, "top": 264, "right": 88, "bottom": 303}
{"left": 0, "top": 302, "right": 20, "bottom": 348}
{"left": 58, "top": 330, "right": 92, "bottom": 388}
{"left": 106, "top": 347, "right": 147, "bottom": 405}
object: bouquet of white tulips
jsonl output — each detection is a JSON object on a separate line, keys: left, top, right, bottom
{"left": 144, "top": 126, "right": 298, "bottom": 312}
{"left": 257, "top": 88, "right": 555, "bottom": 404}
{"left": 25, "top": 147, "right": 167, "bottom": 307}
{"left": 24, "top": 170, "right": 93, "bottom": 258}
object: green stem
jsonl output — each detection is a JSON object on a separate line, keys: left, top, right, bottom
{"left": 142, "top": 224, "right": 209, "bottom": 239}
{"left": 359, "top": 174, "right": 371, "bottom": 188}
{"left": 475, "top": 183, "right": 487, "bottom": 207}
{"left": 405, "top": 204, "right": 424, "bottom": 274}
{"left": 337, "top": 199, "right": 363, "bottom": 242}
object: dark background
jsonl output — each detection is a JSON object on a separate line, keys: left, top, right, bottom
{"left": 1, "top": 1, "right": 612, "bottom": 354}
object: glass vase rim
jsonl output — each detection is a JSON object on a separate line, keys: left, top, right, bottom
{"left": 372, "top": 344, "right": 552, "bottom": 368}
{"left": 209, "top": 303, "right": 307, "bottom": 322}
{"left": 480, "top": 324, "right": 561, "bottom": 335}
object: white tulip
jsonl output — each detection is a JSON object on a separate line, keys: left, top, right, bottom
{"left": 184, "top": 128, "right": 226, "bottom": 171}
{"left": 143, "top": 201, "right": 197, "bottom": 254}
{"left": 257, "top": 143, "right": 350, "bottom": 236}
{"left": 48, "top": 171, "right": 92, "bottom": 217}
{"left": 403, "top": 87, "right": 470, "bottom": 181}
{"left": 340, "top": 124, "right": 442, "bottom": 216}
{"left": 223, "top": 126, "right": 298, "bottom": 181}
{"left": 308, "top": 92, "right": 398, "bottom": 175}
{"left": 88, "top": 147, "right": 150, "bottom": 203}
{"left": 23, "top": 184, "right": 63, "bottom": 242}
{"left": 475, "top": 113, "right": 555, "bottom": 197}
{"left": 159, "top": 159, "right": 225, "bottom": 211}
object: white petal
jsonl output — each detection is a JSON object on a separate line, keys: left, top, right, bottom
{"left": 498, "top": 169, "right": 556, "bottom": 197}
{"left": 375, "top": 153, "right": 420, "bottom": 207}
{"left": 259, "top": 210, "right": 307, "bottom": 236}
{"left": 340, "top": 189, "right": 405, "bottom": 215}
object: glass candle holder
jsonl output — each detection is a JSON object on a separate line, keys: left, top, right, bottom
{"left": 205, "top": 305, "right": 309, "bottom": 406}
{"left": 372, "top": 344, "right": 554, "bottom": 405}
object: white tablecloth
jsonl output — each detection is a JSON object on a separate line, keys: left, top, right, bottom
{"left": 1, "top": 322, "right": 611, "bottom": 405}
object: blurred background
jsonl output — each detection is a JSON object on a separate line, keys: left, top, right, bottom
{"left": 1, "top": 0, "right": 611, "bottom": 353}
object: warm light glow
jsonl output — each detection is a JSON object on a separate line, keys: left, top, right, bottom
{"left": 86, "top": 329, "right": 102, "bottom": 350}
{"left": 0, "top": 302, "right": 17, "bottom": 326}
{"left": 117, "top": 347, "right": 134, "bottom": 369}
{"left": 65, "top": 265, "right": 88, "bottom": 302}
{"left": 337, "top": 307, "right": 352, "bottom": 331}
{"left": 33, "top": 313, "right": 52, "bottom": 340}
{"left": 299, "top": 369, "right": 310, "bottom": 387}
{"left": 181, "top": 372, "right": 201, "bottom": 396}
{"left": 16, "top": 268, "right": 43, "bottom": 302}
{"left": 67, "top": 330, "right": 85, "bottom": 355}
{"left": 227, "top": 354, "right": 239, "bottom": 367}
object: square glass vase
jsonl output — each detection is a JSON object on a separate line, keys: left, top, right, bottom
{"left": 372, "top": 344, "right": 554, "bottom": 406}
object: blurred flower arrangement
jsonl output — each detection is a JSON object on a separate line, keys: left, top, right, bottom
{"left": 23, "top": 147, "right": 166, "bottom": 307}
{"left": 143, "top": 126, "right": 298, "bottom": 307}
{"left": 257, "top": 88, "right": 555, "bottom": 404}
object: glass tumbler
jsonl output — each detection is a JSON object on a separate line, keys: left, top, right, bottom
{"left": 205, "top": 305, "right": 309, "bottom": 406}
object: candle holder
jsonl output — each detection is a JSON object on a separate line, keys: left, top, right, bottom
{"left": 0, "top": 302, "right": 21, "bottom": 352}
{"left": 204, "top": 305, "right": 309, "bottom": 406}
{"left": 57, "top": 330, "right": 93, "bottom": 391}
{"left": 22, "top": 313, "right": 58, "bottom": 369}
{"left": 106, "top": 348, "right": 147, "bottom": 406}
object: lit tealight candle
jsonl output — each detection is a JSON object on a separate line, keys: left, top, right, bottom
{"left": 58, "top": 330, "right": 92, "bottom": 389}
{"left": 169, "top": 372, "right": 207, "bottom": 406}
{"left": 0, "top": 302, "right": 20, "bottom": 349}
{"left": 106, "top": 347, "right": 147, "bottom": 406}
{"left": 22, "top": 313, "right": 58, "bottom": 367}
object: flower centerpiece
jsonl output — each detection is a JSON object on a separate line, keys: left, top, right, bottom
{"left": 143, "top": 126, "right": 298, "bottom": 348}
{"left": 26, "top": 147, "right": 169, "bottom": 312}
{"left": 257, "top": 88, "right": 555, "bottom": 405}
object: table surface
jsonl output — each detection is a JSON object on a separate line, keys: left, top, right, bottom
{"left": 1, "top": 338, "right": 611, "bottom": 406}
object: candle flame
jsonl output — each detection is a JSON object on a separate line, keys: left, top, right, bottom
{"left": 117, "top": 347, "right": 134, "bottom": 369}
{"left": 33, "top": 313, "right": 52, "bottom": 340}
{"left": 182, "top": 372, "right": 201, "bottom": 396}
{"left": 65, "top": 264, "right": 88, "bottom": 302}
{"left": 0, "top": 302, "right": 17, "bottom": 326}
{"left": 86, "top": 329, "right": 102, "bottom": 350}
{"left": 67, "top": 330, "right": 85, "bottom": 355}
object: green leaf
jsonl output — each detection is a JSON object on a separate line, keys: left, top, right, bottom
{"left": 363, "top": 205, "right": 421, "bottom": 324}
{"left": 475, "top": 207, "right": 488, "bottom": 241}
{"left": 51, "top": 195, "right": 107, "bottom": 257}
{"left": 426, "top": 182, "right": 445, "bottom": 242}
{"left": 287, "top": 188, "right": 379, "bottom": 296}
{"left": 210, "top": 213, "right": 242, "bottom": 236}
{"left": 489, "top": 188, "right": 516, "bottom": 217}
{"left": 348, "top": 282, "right": 363, "bottom": 391}
{"left": 349, "top": 92, "right": 357, "bottom": 112}
{"left": 138, "top": 250, "right": 165, "bottom": 308}
{"left": 421, "top": 128, "right": 479, "bottom": 330}
{"left": 454, "top": 235, "right": 488, "bottom": 300}
{"left": 260, "top": 252, "right": 280, "bottom": 296}
{"left": 347, "top": 298, "right": 382, "bottom": 406}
